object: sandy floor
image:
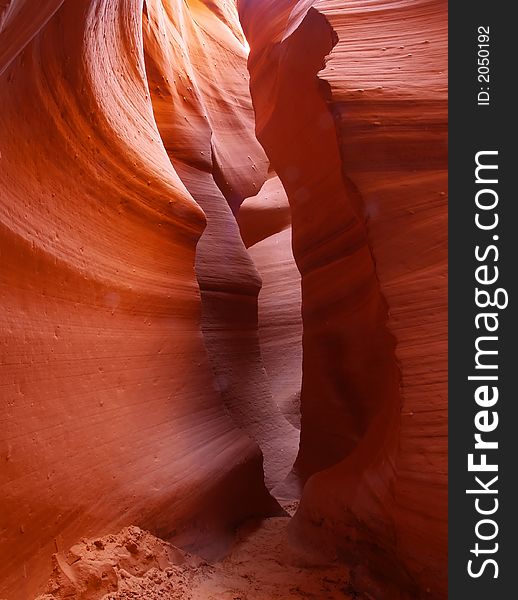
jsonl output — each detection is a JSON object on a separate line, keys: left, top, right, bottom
{"left": 35, "top": 513, "right": 355, "bottom": 600}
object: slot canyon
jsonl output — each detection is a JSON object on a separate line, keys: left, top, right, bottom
{"left": 0, "top": 1, "right": 447, "bottom": 599}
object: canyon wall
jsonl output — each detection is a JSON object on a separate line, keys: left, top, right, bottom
{"left": 238, "top": 0, "right": 447, "bottom": 596}
{"left": 240, "top": 176, "right": 303, "bottom": 437}
{"left": 1, "top": 0, "right": 447, "bottom": 598}
{"left": 0, "top": 2, "right": 282, "bottom": 598}
{"left": 141, "top": 0, "right": 299, "bottom": 489}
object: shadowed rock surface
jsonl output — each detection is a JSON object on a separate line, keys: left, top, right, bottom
{"left": 1, "top": 1, "right": 446, "bottom": 598}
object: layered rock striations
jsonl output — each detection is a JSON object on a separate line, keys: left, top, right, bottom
{"left": 142, "top": 0, "right": 299, "bottom": 490}
{"left": 313, "top": 2, "right": 448, "bottom": 596}
{"left": 239, "top": 176, "right": 303, "bottom": 436}
{"left": 239, "top": 0, "right": 447, "bottom": 596}
{"left": 1, "top": 0, "right": 447, "bottom": 598}
{"left": 0, "top": 2, "right": 281, "bottom": 598}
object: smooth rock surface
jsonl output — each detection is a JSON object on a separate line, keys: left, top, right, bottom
{"left": 239, "top": 0, "right": 447, "bottom": 597}
{"left": 0, "top": 2, "right": 280, "bottom": 598}
{"left": 1, "top": 0, "right": 447, "bottom": 598}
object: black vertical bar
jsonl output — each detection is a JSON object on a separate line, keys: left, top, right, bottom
{"left": 449, "top": 2, "right": 516, "bottom": 597}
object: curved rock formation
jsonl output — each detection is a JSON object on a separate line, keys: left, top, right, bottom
{"left": 1, "top": 0, "right": 447, "bottom": 598}
{"left": 239, "top": 175, "right": 303, "bottom": 434}
{"left": 142, "top": 0, "right": 299, "bottom": 489}
{"left": 239, "top": 0, "right": 447, "bottom": 596}
{"left": 0, "top": 2, "right": 281, "bottom": 598}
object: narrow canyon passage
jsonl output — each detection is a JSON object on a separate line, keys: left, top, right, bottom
{"left": 0, "top": 1, "right": 447, "bottom": 599}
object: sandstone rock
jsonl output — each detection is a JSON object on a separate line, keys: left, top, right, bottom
{"left": 1, "top": 1, "right": 447, "bottom": 598}
{"left": 239, "top": 0, "right": 447, "bottom": 596}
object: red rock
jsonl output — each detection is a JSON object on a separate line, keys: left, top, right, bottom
{"left": 239, "top": 0, "right": 447, "bottom": 596}
{"left": 0, "top": 2, "right": 279, "bottom": 598}
{"left": 1, "top": 0, "right": 447, "bottom": 598}
{"left": 142, "top": 0, "right": 300, "bottom": 489}
{"left": 240, "top": 176, "right": 303, "bottom": 436}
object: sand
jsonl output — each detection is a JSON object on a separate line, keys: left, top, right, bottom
{"left": 34, "top": 514, "right": 356, "bottom": 600}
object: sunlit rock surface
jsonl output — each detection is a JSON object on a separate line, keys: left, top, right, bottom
{"left": 240, "top": 175, "right": 303, "bottom": 436}
{"left": 1, "top": 0, "right": 446, "bottom": 598}
{"left": 239, "top": 0, "right": 447, "bottom": 597}
{"left": 0, "top": 2, "right": 281, "bottom": 598}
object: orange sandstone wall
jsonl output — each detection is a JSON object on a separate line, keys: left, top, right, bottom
{"left": 1, "top": 0, "right": 447, "bottom": 598}
{"left": 142, "top": 0, "right": 299, "bottom": 489}
{"left": 240, "top": 176, "right": 303, "bottom": 436}
{"left": 0, "top": 2, "right": 279, "bottom": 598}
{"left": 239, "top": 0, "right": 447, "bottom": 597}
